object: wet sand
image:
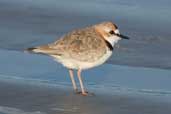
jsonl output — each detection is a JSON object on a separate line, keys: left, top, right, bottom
{"left": 0, "top": 80, "right": 171, "bottom": 114}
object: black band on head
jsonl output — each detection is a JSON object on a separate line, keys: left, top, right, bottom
{"left": 113, "top": 24, "right": 118, "bottom": 29}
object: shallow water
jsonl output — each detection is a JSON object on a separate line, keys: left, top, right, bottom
{"left": 0, "top": 0, "right": 171, "bottom": 69}
{"left": 0, "top": 80, "right": 171, "bottom": 114}
{"left": 0, "top": 49, "right": 171, "bottom": 101}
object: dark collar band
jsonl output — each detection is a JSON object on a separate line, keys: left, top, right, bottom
{"left": 104, "top": 40, "right": 113, "bottom": 51}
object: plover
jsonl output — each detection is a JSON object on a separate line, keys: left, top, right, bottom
{"left": 27, "top": 21, "right": 129, "bottom": 96}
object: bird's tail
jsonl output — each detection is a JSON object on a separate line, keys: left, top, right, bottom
{"left": 25, "top": 45, "right": 58, "bottom": 55}
{"left": 27, "top": 47, "right": 37, "bottom": 52}
{"left": 25, "top": 45, "right": 49, "bottom": 54}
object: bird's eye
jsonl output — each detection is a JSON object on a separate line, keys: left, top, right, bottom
{"left": 109, "top": 30, "right": 115, "bottom": 35}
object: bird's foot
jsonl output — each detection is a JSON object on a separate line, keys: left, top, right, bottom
{"left": 75, "top": 91, "right": 95, "bottom": 96}
{"left": 81, "top": 92, "right": 89, "bottom": 96}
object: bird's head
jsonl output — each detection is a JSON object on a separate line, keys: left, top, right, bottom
{"left": 94, "top": 21, "right": 130, "bottom": 47}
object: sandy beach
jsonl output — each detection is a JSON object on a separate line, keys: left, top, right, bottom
{"left": 0, "top": 79, "right": 171, "bottom": 114}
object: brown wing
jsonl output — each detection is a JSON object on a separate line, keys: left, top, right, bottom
{"left": 49, "top": 26, "right": 107, "bottom": 62}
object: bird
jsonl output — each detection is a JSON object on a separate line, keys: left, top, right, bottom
{"left": 26, "top": 21, "right": 130, "bottom": 96}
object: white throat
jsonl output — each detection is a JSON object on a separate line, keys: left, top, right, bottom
{"left": 105, "top": 36, "right": 121, "bottom": 47}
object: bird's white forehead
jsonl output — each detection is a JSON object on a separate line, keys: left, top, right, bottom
{"left": 114, "top": 29, "right": 120, "bottom": 35}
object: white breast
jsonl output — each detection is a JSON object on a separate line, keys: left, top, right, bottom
{"left": 52, "top": 49, "right": 112, "bottom": 70}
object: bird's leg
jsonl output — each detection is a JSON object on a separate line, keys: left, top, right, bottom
{"left": 69, "top": 69, "right": 78, "bottom": 93}
{"left": 77, "top": 69, "right": 88, "bottom": 96}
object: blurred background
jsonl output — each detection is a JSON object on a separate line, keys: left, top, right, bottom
{"left": 0, "top": 0, "right": 171, "bottom": 69}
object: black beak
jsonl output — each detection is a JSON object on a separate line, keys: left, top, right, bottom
{"left": 119, "top": 34, "right": 130, "bottom": 40}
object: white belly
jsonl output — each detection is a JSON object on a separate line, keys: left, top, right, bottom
{"left": 52, "top": 50, "right": 112, "bottom": 70}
